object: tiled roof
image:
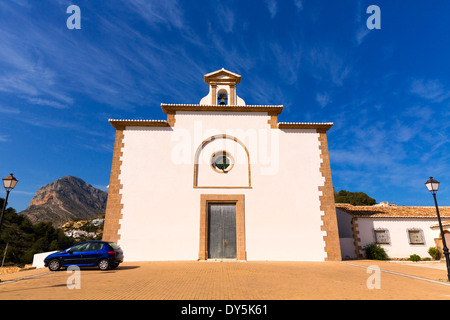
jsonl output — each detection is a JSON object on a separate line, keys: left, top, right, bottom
{"left": 335, "top": 203, "right": 450, "bottom": 218}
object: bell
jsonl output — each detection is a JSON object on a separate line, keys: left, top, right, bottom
{"left": 218, "top": 93, "right": 227, "bottom": 105}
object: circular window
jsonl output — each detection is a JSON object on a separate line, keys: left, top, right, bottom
{"left": 211, "top": 151, "right": 234, "bottom": 173}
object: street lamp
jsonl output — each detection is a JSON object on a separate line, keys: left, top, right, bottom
{"left": 425, "top": 177, "right": 450, "bottom": 281}
{"left": 0, "top": 174, "right": 18, "bottom": 230}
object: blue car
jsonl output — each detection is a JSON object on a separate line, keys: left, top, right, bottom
{"left": 44, "top": 241, "right": 124, "bottom": 271}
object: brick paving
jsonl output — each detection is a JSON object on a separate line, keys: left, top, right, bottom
{"left": 0, "top": 260, "right": 449, "bottom": 300}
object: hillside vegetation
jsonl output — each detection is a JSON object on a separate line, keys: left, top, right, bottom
{"left": 0, "top": 197, "right": 76, "bottom": 266}
{"left": 334, "top": 190, "right": 376, "bottom": 206}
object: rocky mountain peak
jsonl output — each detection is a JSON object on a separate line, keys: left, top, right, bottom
{"left": 19, "top": 176, "right": 108, "bottom": 227}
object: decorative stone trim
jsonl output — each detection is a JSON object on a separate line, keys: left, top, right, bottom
{"left": 267, "top": 112, "right": 278, "bottom": 129}
{"left": 102, "top": 127, "right": 125, "bottom": 244}
{"left": 166, "top": 113, "right": 176, "bottom": 127}
{"left": 318, "top": 132, "right": 342, "bottom": 261}
{"left": 199, "top": 194, "right": 246, "bottom": 261}
{"left": 352, "top": 217, "right": 363, "bottom": 258}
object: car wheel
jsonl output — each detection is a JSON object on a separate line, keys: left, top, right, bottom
{"left": 48, "top": 259, "right": 61, "bottom": 271}
{"left": 98, "top": 258, "right": 110, "bottom": 271}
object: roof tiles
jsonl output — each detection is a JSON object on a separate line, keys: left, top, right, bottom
{"left": 335, "top": 203, "right": 450, "bottom": 218}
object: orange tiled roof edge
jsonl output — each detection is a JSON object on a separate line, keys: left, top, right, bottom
{"left": 335, "top": 203, "right": 450, "bottom": 218}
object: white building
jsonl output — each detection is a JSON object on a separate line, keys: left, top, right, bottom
{"left": 64, "top": 230, "right": 97, "bottom": 238}
{"left": 102, "top": 69, "right": 341, "bottom": 262}
{"left": 336, "top": 203, "right": 450, "bottom": 260}
{"left": 90, "top": 218, "right": 104, "bottom": 226}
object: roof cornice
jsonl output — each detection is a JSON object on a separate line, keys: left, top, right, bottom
{"left": 161, "top": 103, "right": 284, "bottom": 115}
{"left": 203, "top": 68, "right": 242, "bottom": 83}
{"left": 278, "top": 122, "right": 334, "bottom": 131}
{"left": 108, "top": 119, "right": 168, "bottom": 129}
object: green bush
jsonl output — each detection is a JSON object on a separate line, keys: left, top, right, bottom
{"left": 408, "top": 254, "right": 421, "bottom": 262}
{"left": 428, "top": 247, "right": 441, "bottom": 260}
{"left": 363, "top": 243, "right": 389, "bottom": 260}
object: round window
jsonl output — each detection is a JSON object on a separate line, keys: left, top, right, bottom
{"left": 211, "top": 152, "right": 233, "bottom": 173}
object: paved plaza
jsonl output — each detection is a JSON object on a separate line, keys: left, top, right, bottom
{"left": 0, "top": 260, "right": 449, "bottom": 301}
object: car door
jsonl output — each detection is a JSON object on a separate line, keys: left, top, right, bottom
{"left": 62, "top": 242, "right": 89, "bottom": 266}
{"left": 82, "top": 242, "right": 104, "bottom": 266}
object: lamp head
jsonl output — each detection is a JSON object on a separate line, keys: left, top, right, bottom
{"left": 425, "top": 177, "right": 439, "bottom": 193}
{"left": 3, "top": 173, "right": 18, "bottom": 191}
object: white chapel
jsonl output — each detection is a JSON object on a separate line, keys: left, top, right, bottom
{"left": 103, "top": 69, "right": 342, "bottom": 262}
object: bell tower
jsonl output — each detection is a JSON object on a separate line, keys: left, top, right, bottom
{"left": 200, "top": 68, "right": 246, "bottom": 106}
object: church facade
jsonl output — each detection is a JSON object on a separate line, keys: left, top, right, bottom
{"left": 102, "top": 69, "right": 341, "bottom": 261}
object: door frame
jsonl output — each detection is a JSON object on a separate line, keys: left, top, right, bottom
{"left": 199, "top": 194, "right": 246, "bottom": 260}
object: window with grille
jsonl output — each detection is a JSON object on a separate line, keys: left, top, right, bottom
{"left": 408, "top": 229, "right": 425, "bottom": 245}
{"left": 374, "top": 229, "right": 390, "bottom": 244}
{"left": 211, "top": 151, "right": 234, "bottom": 173}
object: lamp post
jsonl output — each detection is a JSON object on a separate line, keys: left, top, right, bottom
{"left": 0, "top": 174, "right": 18, "bottom": 230}
{"left": 425, "top": 177, "right": 450, "bottom": 281}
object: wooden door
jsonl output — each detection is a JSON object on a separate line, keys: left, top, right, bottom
{"left": 208, "top": 203, "right": 237, "bottom": 259}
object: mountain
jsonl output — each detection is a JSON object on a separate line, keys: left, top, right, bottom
{"left": 19, "top": 176, "right": 108, "bottom": 227}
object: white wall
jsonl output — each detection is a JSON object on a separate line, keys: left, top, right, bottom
{"left": 356, "top": 218, "right": 440, "bottom": 258}
{"left": 32, "top": 251, "right": 58, "bottom": 269}
{"left": 340, "top": 238, "right": 357, "bottom": 260}
{"left": 117, "top": 111, "right": 328, "bottom": 261}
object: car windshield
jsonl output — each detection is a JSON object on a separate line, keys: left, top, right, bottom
{"left": 108, "top": 242, "right": 121, "bottom": 250}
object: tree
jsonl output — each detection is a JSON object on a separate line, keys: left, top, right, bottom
{"left": 0, "top": 197, "right": 76, "bottom": 265}
{"left": 334, "top": 190, "right": 376, "bottom": 206}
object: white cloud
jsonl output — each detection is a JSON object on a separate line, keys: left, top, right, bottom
{"left": 355, "top": 25, "right": 370, "bottom": 46}
{"left": 265, "top": 0, "right": 278, "bottom": 18}
{"left": 410, "top": 79, "right": 450, "bottom": 102}
{"left": 13, "top": 190, "right": 36, "bottom": 196}
{"left": 0, "top": 104, "right": 20, "bottom": 114}
{"left": 270, "top": 42, "right": 302, "bottom": 85}
{"left": 26, "top": 98, "right": 68, "bottom": 109}
{"left": 215, "top": 3, "right": 235, "bottom": 33}
{"left": 316, "top": 92, "right": 332, "bottom": 107}
{"left": 308, "top": 47, "right": 351, "bottom": 86}
{"left": 126, "top": 0, "right": 185, "bottom": 29}
{"left": 294, "top": 0, "right": 303, "bottom": 11}
{"left": 0, "top": 135, "right": 9, "bottom": 142}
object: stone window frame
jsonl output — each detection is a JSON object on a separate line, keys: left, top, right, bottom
{"left": 407, "top": 228, "right": 426, "bottom": 245}
{"left": 373, "top": 228, "right": 391, "bottom": 245}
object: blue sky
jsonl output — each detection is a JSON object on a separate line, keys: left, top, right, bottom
{"left": 0, "top": 0, "right": 449, "bottom": 212}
